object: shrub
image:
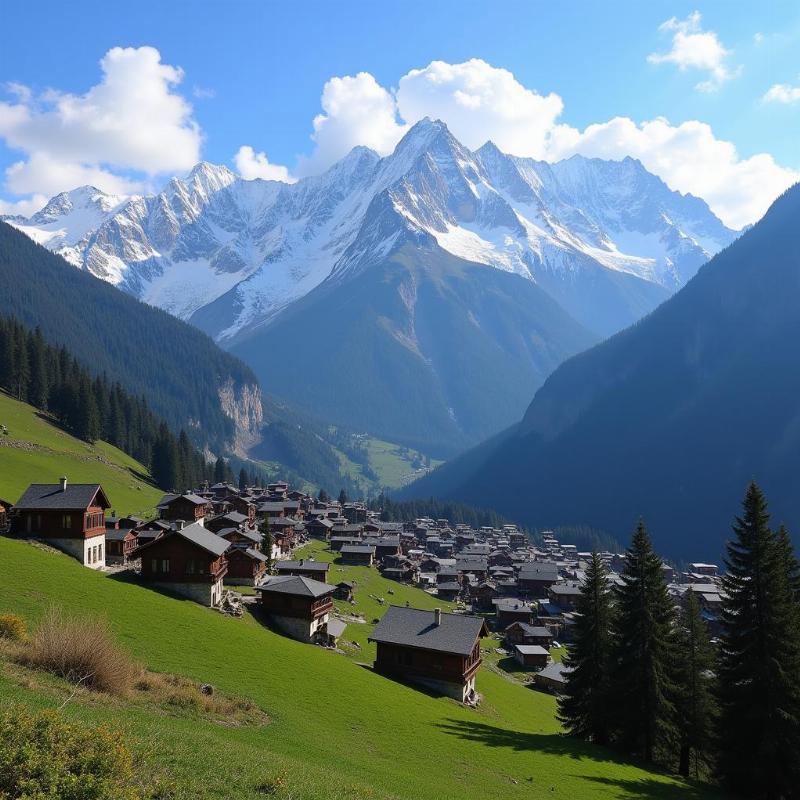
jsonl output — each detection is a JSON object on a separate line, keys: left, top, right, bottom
{"left": 0, "top": 612, "right": 26, "bottom": 642}
{"left": 0, "top": 705, "right": 141, "bottom": 799}
{"left": 24, "top": 607, "right": 140, "bottom": 695}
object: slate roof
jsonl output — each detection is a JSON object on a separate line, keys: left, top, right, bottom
{"left": 519, "top": 561, "right": 560, "bottom": 581}
{"left": 505, "top": 622, "right": 552, "bottom": 637}
{"left": 340, "top": 544, "right": 375, "bottom": 554}
{"left": 217, "top": 527, "right": 261, "bottom": 544}
{"left": 275, "top": 559, "right": 329, "bottom": 572}
{"left": 157, "top": 492, "right": 208, "bottom": 508}
{"left": 257, "top": 575, "right": 334, "bottom": 598}
{"left": 536, "top": 662, "right": 572, "bottom": 684}
{"left": 369, "top": 606, "right": 487, "bottom": 657}
{"left": 515, "top": 645, "right": 550, "bottom": 656}
{"left": 135, "top": 521, "right": 229, "bottom": 558}
{"left": 14, "top": 483, "right": 109, "bottom": 510}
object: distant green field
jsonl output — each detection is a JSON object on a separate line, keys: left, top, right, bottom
{"left": 363, "top": 436, "right": 444, "bottom": 489}
{"left": 0, "top": 536, "right": 716, "bottom": 800}
{"left": 0, "top": 391, "right": 162, "bottom": 517}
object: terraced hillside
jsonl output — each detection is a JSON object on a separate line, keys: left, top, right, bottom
{"left": 0, "top": 535, "right": 717, "bottom": 800}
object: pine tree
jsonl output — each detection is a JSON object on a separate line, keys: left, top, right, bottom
{"left": 610, "top": 519, "right": 678, "bottom": 763}
{"left": 214, "top": 456, "right": 227, "bottom": 484}
{"left": 27, "top": 328, "right": 49, "bottom": 410}
{"left": 76, "top": 377, "right": 100, "bottom": 442}
{"left": 318, "top": 489, "right": 330, "bottom": 504}
{"left": 558, "top": 551, "right": 613, "bottom": 744}
{"left": 716, "top": 483, "right": 800, "bottom": 797}
{"left": 238, "top": 467, "right": 248, "bottom": 492}
{"left": 674, "top": 590, "right": 715, "bottom": 778}
{"left": 338, "top": 488, "right": 348, "bottom": 505}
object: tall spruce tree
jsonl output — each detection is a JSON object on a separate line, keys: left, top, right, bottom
{"left": 259, "top": 517, "right": 274, "bottom": 573}
{"left": 674, "top": 590, "right": 715, "bottom": 778}
{"left": 610, "top": 519, "right": 678, "bottom": 763}
{"left": 716, "top": 483, "right": 800, "bottom": 797}
{"left": 558, "top": 551, "right": 613, "bottom": 744}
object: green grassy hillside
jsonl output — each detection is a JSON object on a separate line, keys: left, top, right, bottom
{"left": 0, "top": 536, "right": 716, "bottom": 800}
{"left": 0, "top": 391, "right": 162, "bottom": 517}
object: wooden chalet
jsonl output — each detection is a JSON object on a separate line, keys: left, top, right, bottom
{"left": 275, "top": 559, "right": 330, "bottom": 582}
{"left": 11, "top": 478, "right": 110, "bottom": 568}
{"left": 225, "top": 546, "right": 268, "bottom": 586}
{"left": 339, "top": 544, "right": 375, "bottom": 566}
{"left": 369, "top": 606, "right": 488, "bottom": 703}
{"left": 105, "top": 527, "right": 139, "bottom": 564}
{"left": 504, "top": 622, "right": 554, "bottom": 649}
{"left": 547, "top": 582, "right": 582, "bottom": 609}
{"left": 157, "top": 493, "right": 211, "bottom": 525}
{"left": 493, "top": 598, "right": 537, "bottom": 627}
{"left": 518, "top": 562, "right": 559, "bottom": 597}
{"left": 132, "top": 521, "right": 229, "bottom": 606}
{"left": 257, "top": 575, "right": 334, "bottom": 642}
{"left": 513, "top": 644, "right": 550, "bottom": 669}
{"left": 205, "top": 511, "right": 249, "bottom": 534}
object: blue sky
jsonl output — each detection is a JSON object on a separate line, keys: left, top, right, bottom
{"left": 0, "top": 0, "right": 798, "bottom": 227}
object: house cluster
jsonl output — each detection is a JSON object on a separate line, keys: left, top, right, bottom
{"left": 1, "top": 477, "right": 723, "bottom": 704}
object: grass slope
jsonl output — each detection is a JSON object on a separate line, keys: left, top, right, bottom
{"left": 0, "top": 536, "right": 715, "bottom": 800}
{"left": 0, "top": 391, "right": 161, "bottom": 517}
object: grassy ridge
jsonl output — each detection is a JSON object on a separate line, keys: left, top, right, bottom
{"left": 0, "top": 536, "right": 715, "bottom": 799}
{"left": 0, "top": 391, "right": 161, "bottom": 517}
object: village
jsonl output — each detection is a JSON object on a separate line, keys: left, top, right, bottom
{"left": 0, "top": 477, "right": 724, "bottom": 706}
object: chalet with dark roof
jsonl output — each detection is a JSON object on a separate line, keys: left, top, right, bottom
{"left": 226, "top": 546, "right": 268, "bottom": 586}
{"left": 157, "top": 493, "right": 211, "bottom": 526}
{"left": 275, "top": 559, "right": 330, "bottom": 582}
{"left": 369, "top": 606, "right": 488, "bottom": 702}
{"left": 518, "top": 561, "right": 560, "bottom": 596}
{"left": 132, "top": 521, "right": 229, "bottom": 606}
{"left": 339, "top": 543, "right": 375, "bottom": 566}
{"left": 504, "top": 622, "right": 554, "bottom": 649}
{"left": 11, "top": 478, "right": 110, "bottom": 568}
{"left": 257, "top": 575, "right": 335, "bottom": 642}
{"left": 105, "top": 527, "right": 139, "bottom": 564}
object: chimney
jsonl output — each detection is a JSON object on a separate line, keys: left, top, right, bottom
{"left": 59, "top": 476, "right": 68, "bottom": 492}
{"left": 434, "top": 608, "right": 442, "bottom": 626}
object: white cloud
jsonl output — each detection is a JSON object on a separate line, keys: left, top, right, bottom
{"left": 548, "top": 116, "right": 798, "bottom": 229}
{"left": 0, "top": 193, "right": 47, "bottom": 217}
{"left": 0, "top": 46, "right": 202, "bottom": 202}
{"left": 647, "top": 12, "right": 736, "bottom": 92}
{"left": 296, "top": 72, "right": 407, "bottom": 175}
{"left": 234, "top": 145, "right": 294, "bottom": 183}
{"left": 396, "top": 59, "right": 564, "bottom": 158}
{"left": 763, "top": 83, "right": 800, "bottom": 104}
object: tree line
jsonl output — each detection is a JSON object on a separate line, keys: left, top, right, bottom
{"left": 367, "top": 493, "right": 525, "bottom": 531}
{"left": 0, "top": 315, "right": 211, "bottom": 491}
{"left": 558, "top": 482, "right": 800, "bottom": 796}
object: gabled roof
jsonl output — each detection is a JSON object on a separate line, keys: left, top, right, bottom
{"left": 505, "top": 622, "right": 552, "bottom": 636}
{"left": 519, "top": 561, "right": 560, "bottom": 580}
{"left": 369, "top": 606, "right": 488, "bottom": 657}
{"left": 275, "top": 559, "right": 329, "bottom": 572}
{"left": 134, "top": 521, "right": 229, "bottom": 558}
{"left": 340, "top": 544, "right": 375, "bottom": 554}
{"left": 157, "top": 492, "right": 208, "bottom": 509}
{"left": 257, "top": 575, "right": 334, "bottom": 598}
{"left": 14, "top": 483, "right": 110, "bottom": 511}
{"left": 217, "top": 527, "right": 261, "bottom": 544}
{"left": 325, "top": 618, "right": 347, "bottom": 638}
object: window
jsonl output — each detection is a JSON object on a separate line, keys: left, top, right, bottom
{"left": 151, "top": 558, "right": 158, "bottom": 574}
{"left": 186, "top": 559, "right": 195, "bottom": 575}
{"left": 161, "top": 559, "right": 170, "bottom": 573}
{"left": 98, "top": 543, "right": 103, "bottom": 561}
{"left": 62, "top": 514, "right": 71, "bottom": 529}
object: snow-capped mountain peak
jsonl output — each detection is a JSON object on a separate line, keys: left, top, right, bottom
{"left": 4, "top": 121, "right": 737, "bottom": 341}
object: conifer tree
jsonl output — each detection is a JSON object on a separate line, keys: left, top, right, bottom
{"left": 239, "top": 467, "right": 248, "bottom": 491}
{"left": 260, "top": 517, "right": 274, "bottom": 573}
{"left": 214, "top": 456, "right": 227, "bottom": 484}
{"left": 338, "top": 488, "right": 348, "bottom": 505}
{"left": 610, "top": 519, "right": 678, "bottom": 763}
{"left": 716, "top": 483, "right": 800, "bottom": 796}
{"left": 674, "top": 590, "right": 715, "bottom": 778}
{"left": 558, "top": 551, "right": 613, "bottom": 744}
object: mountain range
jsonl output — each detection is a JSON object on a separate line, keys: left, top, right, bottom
{"left": 5, "top": 119, "right": 737, "bottom": 454}
{"left": 405, "top": 184, "right": 800, "bottom": 560}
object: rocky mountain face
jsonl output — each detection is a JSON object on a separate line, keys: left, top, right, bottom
{"left": 5, "top": 119, "right": 738, "bottom": 453}
{"left": 405, "top": 184, "right": 800, "bottom": 558}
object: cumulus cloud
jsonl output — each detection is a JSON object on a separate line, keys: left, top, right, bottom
{"left": 763, "top": 82, "right": 800, "bottom": 104}
{"left": 294, "top": 59, "right": 794, "bottom": 228}
{"left": 648, "top": 12, "right": 736, "bottom": 92}
{"left": 0, "top": 46, "right": 202, "bottom": 202}
{"left": 297, "top": 72, "right": 407, "bottom": 175}
{"left": 548, "top": 117, "right": 798, "bottom": 229}
{"left": 396, "top": 59, "right": 563, "bottom": 158}
{"left": 0, "top": 193, "right": 48, "bottom": 217}
{"left": 234, "top": 145, "right": 294, "bottom": 183}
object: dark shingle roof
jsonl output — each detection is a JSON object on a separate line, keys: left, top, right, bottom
{"left": 135, "top": 521, "right": 228, "bottom": 558}
{"left": 369, "top": 606, "right": 487, "bottom": 656}
{"left": 257, "top": 575, "right": 334, "bottom": 598}
{"left": 157, "top": 492, "right": 208, "bottom": 509}
{"left": 340, "top": 544, "right": 375, "bottom": 554}
{"left": 275, "top": 559, "right": 329, "bottom": 572}
{"left": 14, "top": 483, "right": 109, "bottom": 510}
{"left": 519, "top": 561, "right": 559, "bottom": 580}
